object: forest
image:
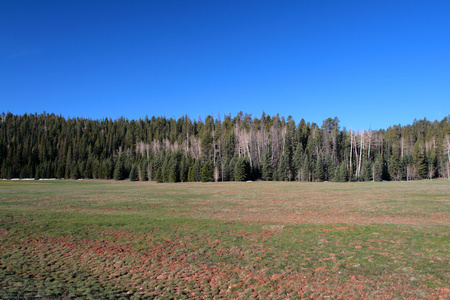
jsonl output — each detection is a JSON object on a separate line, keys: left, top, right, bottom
{"left": 1, "top": 112, "right": 449, "bottom": 182}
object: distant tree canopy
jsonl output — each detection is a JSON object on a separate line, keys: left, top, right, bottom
{"left": 1, "top": 112, "right": 449, "bottom": 182}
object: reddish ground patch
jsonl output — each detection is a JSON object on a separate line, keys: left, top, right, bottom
{"left": 7, "top": 230, "right": 448, "bottom": 299}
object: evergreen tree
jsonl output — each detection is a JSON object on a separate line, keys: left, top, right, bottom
{"left": 277, "top": 153, "right": 290, "bottom": 181}
{"left": 293, "top": 145, "right": 303, "bottom": 181}
{"left": 168, "top": 151, "right": 181, "bottom": 182}
{"left": 201, "top": 127, "right": 213, "bottom": 160}
{"left": 283, "top": 118, "right": 295, "bottom": 173}
{"left": 155, "top": 168, "right": 163, "bottom": 183}
{"left": 373, "top": 154, "right": 384, "bottom": 181}
{"left": 105, "top": 158, "right": 114, "bottom": 179}
{"left": 161, "top": 151, "right": 171, "bottom": 182}
{"left": 113, "top": 154, "right": 126, "bottom": 180}
{"left": 129, "top": 165, "right": 138, "bottom": 181}
{"left": 78, "top": 161, "right": 86, "bottom": 179}
{"left": 413, "top": 141, "right": 427, "bottom": 179}
{"left": 71, "top": 163, "right": 81, "bottom": 179}
{"left": 201, "top": 161, "right": 214, "bottom": 182}
{"left": 262, "top": 148, "right": 273, "bottom": 181}
{"left": 192, "top": 159, "right": 202, "bottom": 182}
{"left": 151, "top": 153, "right": 164, "bottom": 182}
{"left": 301, "top": 155, "right": 310, "bottom": 181}
{"left": 56, "top": 162, "right": 65, "bottom": 179}
{"left": 315, "top": 157, "right": 325, "bottom": 181}
{"left": 336, "top": 163, "right": 348, "bottom": 182}
{"left": 234, "top": 158, "right": 248, "bottom": 181}
{"left": 389, "top": 146, "right": 401, "bottom": 180}
{"left": 325, "top": 154, "right": 336, "bottom": 181}
{"left": 84, "top": 158, "right": 93, "bottom": 179}
{"left": 187, "top": 166, "right": 195, "bottom": 182}
{"left": 362, "top": 160, "right": 372, "bottom": 181}
{"left": 221, "top": 157, "right": 232, "bottom": 181}
{"left": 179, "top": 154, "right": 188, "bottom": 182}
{"left": 65, "top": 146, "right": 72, "bottom": 179}
{"left": 139, "top": 160, "right": 148, "bottom": 181}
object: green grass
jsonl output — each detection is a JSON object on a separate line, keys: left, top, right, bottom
{"left": 0, "top": 179, "right": 449, "bottom": 299}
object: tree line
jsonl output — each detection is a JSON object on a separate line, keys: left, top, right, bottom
{"left": 1, "top": 112, "right": 449, "bottom": 182}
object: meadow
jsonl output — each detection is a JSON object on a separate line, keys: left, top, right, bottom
{"left": 0, "top": 179, "right": 449, "bottom": 299}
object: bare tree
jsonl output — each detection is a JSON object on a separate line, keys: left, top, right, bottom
{"left": 367, "top": 129, "right": 372, "bottom": 159}
{"left": 357, "top": 130, "right": 364, "bottom": 179}
{"left": 447, "top": 135, "right": 450, "bottom": 179}
{"left": 349, "top": 130, "right": 353, "bottom": 175}
{"left": 214, "top": 165, "right": 220, "bottom": 182}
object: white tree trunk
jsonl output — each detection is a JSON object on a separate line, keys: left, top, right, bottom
{"left": 350, "top": 130, "right": 353, "bottom": 173}
{"left": 358, "top": 131, "right": 364, "bottom": 178}
{"left": 447, "top": 135, "right": 450, "bottom": 180}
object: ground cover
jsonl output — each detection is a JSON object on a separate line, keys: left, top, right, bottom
{"left": 0, "top": 180, "right": 449, "bottom": 299}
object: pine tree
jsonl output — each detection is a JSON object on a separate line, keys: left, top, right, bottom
{"left": 187, "top": 166, "right": 195, "bottom": 182}
{"left": 106, "top": 158, "right": 114, "bottom": 179}
{"left": 293, "top": 145, "right": 303, "bottom": 181}
{"left": 84, "top": 158, "right": 93, "bottom": 179}
{"left": 277, "top": 153, "right": 290, "bottom": 181}
{"left": 56, "top": 162, "right": 65, "bottom": 179}
{"left": 315, "top": 157, "right": 325, "bottom": 181}
{"left": 362, "top": 160, "right": 372, "bottom": 181}
{"left": 179, "top": 155, "right": 188, "bottom": 182}
{"left": 78, "top": 161, "right": 86, "bottom": 179}
{"left": 161, "top": 151, "right": 171, "bottom": 182}
{"left": 155, "top": 168, "right": 163, "bottom": 183}
{"left": 221, "top": 157, "right": 232, "bottom": 181}
{"left": 336, "top": 163, "right": 348, "bottom": 182}
{"left": 129, "top": 165, "right": 138, "bottom": 181}
{"left": 201, "top": 128, "right": 213, "bottom": 160}
{"left": 234, "top": 158, "right": 248, "bottom": 181}
{"left": 301, "top": 155, "right": 310, "bottom": 181}
{"left": 71, "top": 163, "right": 81, "bottom": 179}
{"left": 201, "top": 161, "right": 213, "bottom": 182}
{"left": 262, "top": 148, "right": 273, "bottom": 181}
{"left": 373, "top": 154, "right": 383, "bottom": 181}
{"left": 139, "top": 160, "right": 148, "bottom": 181}
{"left": 325, "top": 154, "right": 336, "bottom": 181}
{"left": 151, "top": 153, "right": 164, "bottom": 182}
{"left": 113, "top": 154, "right": 125, "bottom": 180}
{"left": 413, "top": 141, "right": 427, "bottom": 179}
{"left": 65, "top": 146, "right": 72, "bottom": 179}
{"left": 389, "top": 146, "right": 401, "bottom": 180}
{"left": 168, "top": 151, "right": 181, "bottom": 182}
{"left": 192, "top": 159, "right": 202, "bottom": 182}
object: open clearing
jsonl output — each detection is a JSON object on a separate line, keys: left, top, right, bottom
{"left": 0, "top": 180, "right": 449, "bottom": 299}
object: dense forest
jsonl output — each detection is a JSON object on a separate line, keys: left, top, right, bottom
{"left": 1, "top": 112, "right": 449, "bottom": 182}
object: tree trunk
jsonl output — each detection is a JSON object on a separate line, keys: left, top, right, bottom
{"left": 349, "top": 131, "right": 353, "bottom": 175}
{"left": 358, "top": 131, "right": 363, "bottom": 179}
{"left": 447, "top": 135, "right": 450, "bottom": 180}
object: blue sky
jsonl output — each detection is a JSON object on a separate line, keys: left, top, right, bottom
{"left": 1, "top": 0, "right": 449, "bottom": 130}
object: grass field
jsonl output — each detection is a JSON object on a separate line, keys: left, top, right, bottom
{"left": 0, "top": 179, "right": 449, "bottom": 299}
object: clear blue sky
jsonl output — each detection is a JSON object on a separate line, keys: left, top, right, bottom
{"left": 1, "top": 0, "right": 449, "bottom": 130}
